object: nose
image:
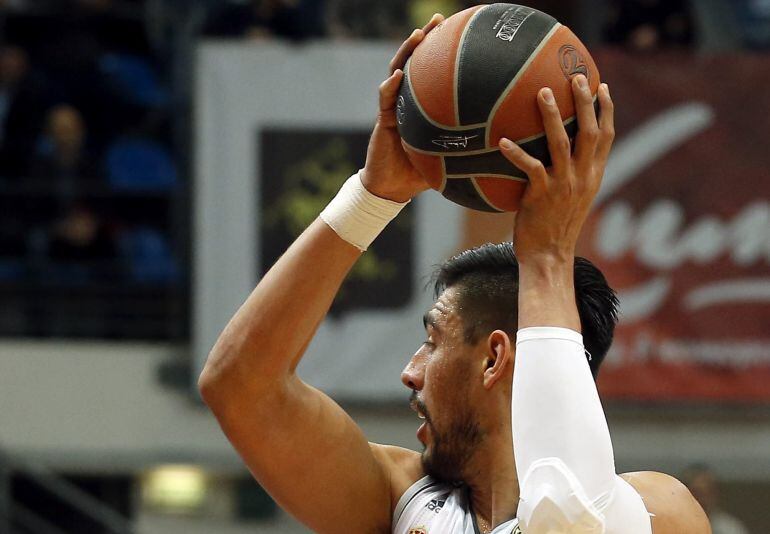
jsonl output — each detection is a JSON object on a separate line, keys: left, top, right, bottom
{"left": 401, "top": 351, "right": 426, "bottom": 391}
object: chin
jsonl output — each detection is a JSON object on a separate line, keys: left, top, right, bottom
{"left": 421, "top": 448, "right": 464, "bottom": 485}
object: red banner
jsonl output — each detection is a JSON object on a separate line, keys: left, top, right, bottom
{"left": 576, "top": 52, "right": 770, "bottom": 402}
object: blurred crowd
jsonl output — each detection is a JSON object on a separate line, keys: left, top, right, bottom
{"left": 0, "top": 0, "right": 176, "bottom": 290}
{"left": 0, "top": 0, "right": 768, "bottom": 338}
{"left": 201, "top": 0, "right": 770, "bottom": 50}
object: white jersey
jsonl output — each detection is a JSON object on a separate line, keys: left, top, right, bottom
{"left": 393, "top": 476, "right": 520, "bottom": 534}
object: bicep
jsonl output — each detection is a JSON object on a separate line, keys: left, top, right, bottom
{"left": 214, "top": 376, "right": 393, "bottom": 533}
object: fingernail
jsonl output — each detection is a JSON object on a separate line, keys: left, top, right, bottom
{"left": 499, "top": 138, "right": 514, "bottom": 150}
{"left": 601, "top": 82, "right": 610, "bottom": 96}
{"left": 576, "top": 74, "right": 588, "bottom": 89}
{"left": 541, "top": 88, "right": 555, "bottom": 104}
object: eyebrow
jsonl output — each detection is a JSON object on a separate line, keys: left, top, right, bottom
{"left": 423, "top": 311, "right": 437, "bottom": 331}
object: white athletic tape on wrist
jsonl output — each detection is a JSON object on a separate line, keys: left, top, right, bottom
{"left": 319, "top": 171, "right": 409, "bottom": 251}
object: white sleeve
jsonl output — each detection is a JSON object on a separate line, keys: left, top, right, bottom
{"left": 512, "top": 327, "right": 651, "bottom": 534}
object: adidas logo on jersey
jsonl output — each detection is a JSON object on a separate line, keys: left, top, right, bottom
{"left": 425, "top": 498, "right": 445, "bottom": 513}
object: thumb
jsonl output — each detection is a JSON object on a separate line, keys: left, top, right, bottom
{"left": 378, "top": 69, "right": 404, "bottom": 127}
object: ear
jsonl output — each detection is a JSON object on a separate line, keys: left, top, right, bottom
{"left": 482, "top": 329, "right": 513, "bottom": 389}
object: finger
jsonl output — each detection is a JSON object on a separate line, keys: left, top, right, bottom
{"left": 595, "top": 83, "right": 615, "bottom": 163}
{"left": 378, "top": 69, "right": 404, "bottom": 127}
{"left": 499, "top": 138, "right": 548, "bottom": 189}
{"left": 379, "top": 69, "right": 404, "bottom": 111}
{"left": 421, "top": 12, "right": 445, "bottom": 34}
{"left": 572, "top": 74, "right": 600, "bottom": 162}
{"left": 537, "top": 87, "right": 571, "bottom": 172}
{"left": 389, "top": 28, "right": 424, "bottom": 74}
{"left": 388, "top": 14, "right": 444, "bottom": 75}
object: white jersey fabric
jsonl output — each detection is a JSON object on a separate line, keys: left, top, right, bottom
{"left": 392, "top": 475, "right": 521, "bottom": 534}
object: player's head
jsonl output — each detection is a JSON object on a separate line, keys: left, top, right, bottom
{"left": 401, "top": 242, "right": 619, "bottom": 483}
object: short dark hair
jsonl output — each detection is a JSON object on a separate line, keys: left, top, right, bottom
{"left": 432, "top": 242, "right": 619, "bottom": 379}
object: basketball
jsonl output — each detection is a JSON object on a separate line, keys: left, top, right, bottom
{"left": 396, "top": 3, "right": 600, "bottom": 212}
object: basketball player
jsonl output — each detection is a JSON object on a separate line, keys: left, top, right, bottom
{"left": 199, "top": 14, "right": 711, "bottom": 534}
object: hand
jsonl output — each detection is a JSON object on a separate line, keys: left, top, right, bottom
{"left": 360, "top": 14, "right": 444, "bottom": 203}
{"left": 499, "top": 75, "right": 615, "bottom": 262}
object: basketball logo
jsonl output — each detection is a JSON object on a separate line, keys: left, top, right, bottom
{"left": 558, "top": 44, "right": 589, "bottom": 80}
{"left": 396, "top": 96, "right": 406, "bottom": 125}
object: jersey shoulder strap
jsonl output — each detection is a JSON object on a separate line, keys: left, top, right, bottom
{"left": 393, "top": 475, "right": 445, "bottom": 525}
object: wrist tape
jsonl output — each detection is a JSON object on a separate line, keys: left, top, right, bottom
{"left": 319, "top": 171, "right": 409, "bottom": 251}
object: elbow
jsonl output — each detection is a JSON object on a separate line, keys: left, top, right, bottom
{"left": 197, "top": 337, "right": 287, "bottom": 415}
{"left": 197, "top": 365, "right": 219, "bottom": 406}
{"left": 518, "top": 458, "right": 611, "bottom": 533}
{"left": 198, "top": 359, "right": 229, "bottom": 410}
{"left": 197, "top": 337, "right": 240, "bottom": 408}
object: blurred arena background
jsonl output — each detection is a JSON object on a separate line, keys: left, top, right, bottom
{"left": 0, "top": 0, "right": 768, "bottom": 532}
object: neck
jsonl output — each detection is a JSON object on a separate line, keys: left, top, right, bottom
{"left": 463, "top": 425, "right": 520, "bottom": 531}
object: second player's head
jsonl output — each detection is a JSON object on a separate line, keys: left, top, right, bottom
{"left": 401, "top": 242, "right": 618, "bottom": 484}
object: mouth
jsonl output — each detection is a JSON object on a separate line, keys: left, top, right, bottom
{"left": 409, "top": 395, "right": 429, "bottom": 422}
{"left": 417, "top": 420, "right": 429, "bottom": 444}
{"left": 410, "top": 394, "right": 431, "bottom": 444}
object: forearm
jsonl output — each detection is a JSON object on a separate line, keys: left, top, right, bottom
{"left": 513, "top": 256, "right": 624, "bottom": 530}
{"left": 514, "top": 254, "right": 614, "bottom": 489}
{"left": 199, "top": 218, "right": 360, "bottom": 399}
{"left": 513, "top": 327, "right": 615, "bottom": 498}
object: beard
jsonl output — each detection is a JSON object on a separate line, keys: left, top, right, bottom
{"left": 420, "top": 404, "right": 483, "bottom": 484}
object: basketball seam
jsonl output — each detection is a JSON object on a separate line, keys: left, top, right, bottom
{"left": 402, "top": 142, "right": 501, "bottom": 158}
{"left": 439, "top": 156, "right": 448, "bottom": 192}
{"left": 514, "top": 114, "right": 577, "bottom": 145}
{"left": 446, "top": 173, "right": 528, "bottom": 182}
{"left": 406, "top": 57, "right": 486, "bottom": 132}
{"left": 483, "top": 22, "right": 563, "bottom": 148}
{"left": 512, "top": 94, "right": 598, "bottom": 145}
{"left": 404, "top": 111, "right": 590, "bottom": 155}
{"left": 453, "top": 5, "right": 486, "bottom": 127}
{"left": 403, "top": 109, "right": 587, "bottom": 159}
{"left": 470, "top": 177, "right": 505, "bottom": 212}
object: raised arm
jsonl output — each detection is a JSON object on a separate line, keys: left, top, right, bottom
{"left": 500, "top": 76, "right": 708, "bottom": 533}
{"left": 197, "top": 16, "right": 442, "bottom": 533}
{"left": 502, "top": 76, "right": 638, "bottom": 534}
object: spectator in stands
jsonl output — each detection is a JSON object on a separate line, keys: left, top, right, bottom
{"left": 604, "top": 0, "right": 694, "bottom": 51}
{"left": 0, "top": 45, "right": 48, "bottom": 178}
{"left": 204, "top": 0, "right": 327, "bottom": 40}
{"left": 0, "top": 0, "right": 35, "bottom": 10}
{"left": 28, "top": 104, "right": 115, "bottom": 269}
{"left": 30, "top": 104, "right": 97, "bottom": 203}
{"left": 48, "top": 202, "right": 116, "bottom": 265}
{"left": 682, "top": 464, "right": 750, "bottom": 534}
{"left": 327, "top": 0, "right": 411, "bottom": 39}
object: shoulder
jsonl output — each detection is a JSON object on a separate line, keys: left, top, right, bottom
{"left": 370, "top": 444, "right": 425, "bottom": 513}
{"left": 620, "top": 471, "right": 712, "bottom": 534}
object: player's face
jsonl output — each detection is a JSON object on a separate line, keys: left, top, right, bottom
{"left": 401, "top": 288, "right": 484, "bottom": 483}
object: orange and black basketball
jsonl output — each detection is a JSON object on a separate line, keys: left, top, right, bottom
{"left": 396, "top": 3, "right": 600, "bottom": 212}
